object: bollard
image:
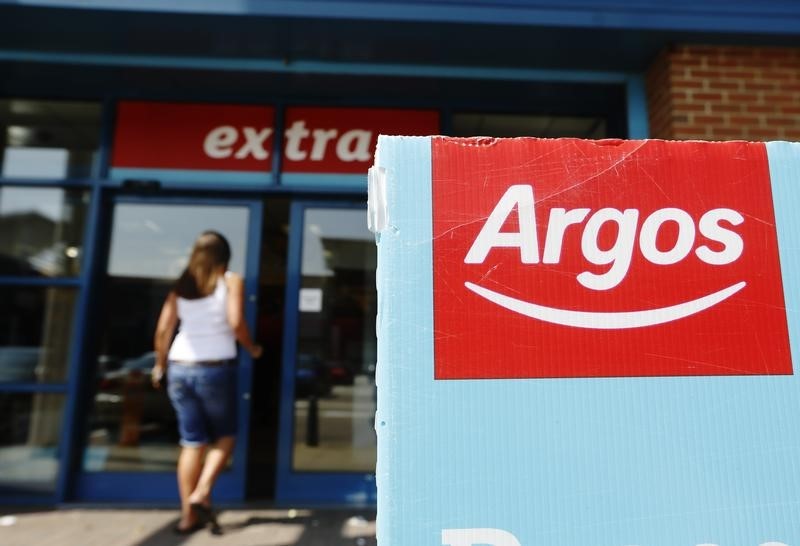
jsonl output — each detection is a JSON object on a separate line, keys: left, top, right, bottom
{"left": 306, "top": 394, "right": 319, "bottom": 447}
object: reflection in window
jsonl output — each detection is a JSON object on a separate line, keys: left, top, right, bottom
{"left": 293, "top": 207, "right": 377, "bottom": 472}
{"left": 0, "top": 186, "right": 89, "bottom": 277}
{"left": 0, "top": 99, "right": 101, "bottom": 179}
{"left": 0, "top": 393, "right": 64, "bottom": 494}
{"left": 107, "top": 204, "right": 247, "bottom": 279}
{"left": 452, "top": 112, "right": 607, "bottom": 139}
{"left": 84, "top": 348, "right": 180, "bottom": 472}
{"left": 0, "top": 286, "right": 77, "bottom": 384}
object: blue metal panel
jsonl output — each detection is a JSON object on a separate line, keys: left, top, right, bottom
{"left": 111, "top": 194, "right": 257, "bottom": 207}
{"left": 0, "top": 383, "right": 69, "bottom": 393}
{"left": 97, "top": 98, "right": 115, "bottom": 179}
{"left": 280, "top": 173, "right": 367, "bottom": 189}
{"left": 4, "top": 0, "right": 800, "bottom": 34}
{"left": 276, "top": 473, "right": 377, "bottom": 505}
{"left": 0, "top": 276, "right": 81, "bottom": 287}
{"left": 229, "top": 198, "right": 264, "bottom": 497}
{"left": 75, "top": 471, "right": 242, "bottom": 502}
{"left": 272, "top": 103, "right": 286, "bottom": 179}
{"left": 56, "top": 183, "right": 104, "bottom": 503}
{"left": 109, "top": 168, "right": 273, "bottom": 186}
{"left": 626, "top": 75, "right": 649, "bottom": 139}
{"left": 0, "top": 178, "right": 94, "bottom": 187}
{"left": 0, "top": 493, "right": 58, "bottom": 505}
{"left": 0, "top": 51, "right": 631, "bottom": 83}
{"left": 275, "top": 200, "right": 304, "bottom": 502}
{"left": 440, "top": 107, "right": 454, "bottom": 136}
{"left": 105, "top": 179, "right": 367, "bottom": 196}
{"left": 275, "top": 200, "right": 377, "bottom": 505}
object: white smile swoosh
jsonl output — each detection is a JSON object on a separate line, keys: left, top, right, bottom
{"left": 464, "top": 281, "right": 747, "bottom": 329}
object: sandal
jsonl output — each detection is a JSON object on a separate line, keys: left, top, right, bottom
{"left": 190, "top": 502, "right": 221, "bottom": 534}
{"left": 173, "top": 521, "right": 204, "bottom": 535}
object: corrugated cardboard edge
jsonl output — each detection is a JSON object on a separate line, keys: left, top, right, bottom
{"left": 372, "top": 134, "right": 433, "bottom": 546}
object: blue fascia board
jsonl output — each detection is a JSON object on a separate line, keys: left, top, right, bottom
{"left": 109, "top": 167, "right": 273, "bottom": 186}
{"left": 2, "top": 0, "right": 800, "bottom": 34}
{"left": 0, "top": 51, "right": 630, "bottom": 84}
{"left": 626, "top": 75, "right": 649, "bottom": 139}
{"left": 281, "top": 173, "right": 366, "bottom": 188}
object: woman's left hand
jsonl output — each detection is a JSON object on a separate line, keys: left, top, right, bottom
{"left": 151, "top": 365, "right": 166, "bottom": 388}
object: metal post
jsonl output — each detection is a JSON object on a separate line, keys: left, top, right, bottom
{"left": 306, "top": 394, "right": 319, "bottom": 447}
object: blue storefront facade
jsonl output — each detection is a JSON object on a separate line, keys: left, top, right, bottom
{"left": 0, "top": 0, "right": 798, "bottom": 506}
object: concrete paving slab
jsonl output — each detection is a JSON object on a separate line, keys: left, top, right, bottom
{"left": 0, "top": 507, "right": 376, "bottom": 546}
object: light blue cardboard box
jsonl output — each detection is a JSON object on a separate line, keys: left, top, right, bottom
{"left": 370, "top": 136, "right": 800, "bottom": 546}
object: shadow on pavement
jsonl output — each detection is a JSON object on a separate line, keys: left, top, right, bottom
{"left": 133, "top": 509, "right": 376, "bottom": 546}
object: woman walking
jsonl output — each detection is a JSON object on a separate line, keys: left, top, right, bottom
{"left": 151, "top": 231, "right": 262, "bottom": 534}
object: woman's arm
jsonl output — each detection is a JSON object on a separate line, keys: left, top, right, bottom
{"left": 225, "top": 272, "right": 263, "bottom": 359}
{"left": 152, "top": 291, "right": 178, "bottom": 387}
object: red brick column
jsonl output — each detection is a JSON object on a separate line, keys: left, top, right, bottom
{"left": 646, "top": 45, "right": 800, "bottom": 141}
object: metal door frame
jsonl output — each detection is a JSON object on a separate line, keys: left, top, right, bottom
{"left": 275, "top": 199, "right": 376, "bottom": 505}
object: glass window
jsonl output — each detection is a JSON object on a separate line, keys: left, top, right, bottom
{"left": 84, "top": 202, "right": 250, "bottom": 472}
{"left": 452, "top": 112, "right": 607, "bottom": 139}
{"left": 0, "top": 393, "right": 64, "bottom": 494}
{"left": 293, "top": 207, "right": 377, "bottom": 472}
{"left": 0, "top": 286, "right": 77, "bottom": 384}
{"left": 0, "top": 99, "right": 102, "bottom": 179}
{"left": 106, "top": 204, "right": 247, "bottom": 279}
{"left": 0, "top": 186, "right": 90, "bottom": 277}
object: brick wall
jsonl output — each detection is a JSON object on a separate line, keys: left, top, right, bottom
{"left": 646, "top": 45, "right": 800, "bottom": 141}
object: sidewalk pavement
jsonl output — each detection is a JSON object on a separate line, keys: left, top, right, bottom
{"left": 0, "top": 506, "right": 376, "bottom": 546}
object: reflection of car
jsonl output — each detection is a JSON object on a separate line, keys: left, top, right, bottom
{"left": 0, "top": 254, "right": 43, "bottom": 276}
{"left": 98, "top": 352, "right": 156, "bottom": 386}
{"left": 295, "top": 354, "right": 333, "bottom": 398}
{"left": 96, "top": 354, "right": 121, "bottom": 375}
{"left": 328, "top": 361, "right": 355, "bottom": 386}
{"left": 93, "top": 351, "right": 176, "bottom": 433}
{"left": 0, "top": 346, "right": 42, "bottom": 382}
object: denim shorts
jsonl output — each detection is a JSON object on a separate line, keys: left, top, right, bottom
{"left": 167, "top": 362, "right": 237, "bottom": 446}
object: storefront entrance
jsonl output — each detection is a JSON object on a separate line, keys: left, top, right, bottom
{"left": 74, "top": 194, "right": 263, "bottom": 502}
{"left": 2, "top": 93, "right": 632, "bottom": 504}
{"left": 71, "top": 193, "right": 377, "bottom": 504}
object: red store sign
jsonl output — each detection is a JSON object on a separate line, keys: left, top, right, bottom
{"left": 432, "top": 137, "right": 791, "bottom": 379}
{"left": 111, "top": 101, "right": 439, "bottom": 176}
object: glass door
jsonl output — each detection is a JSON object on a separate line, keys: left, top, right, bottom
{"left": 276, "top": 201, "right": 377, "bottom": 504}
{"left": 74, "top": 195, "right": 262, "bottom": 502}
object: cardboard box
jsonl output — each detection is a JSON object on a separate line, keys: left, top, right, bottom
{"left": 370, "top": 137, "right": 799, "bottom": 545}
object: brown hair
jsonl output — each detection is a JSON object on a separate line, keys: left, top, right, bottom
{"left": 174, "top": 231, "right": 231, "bottom": 299}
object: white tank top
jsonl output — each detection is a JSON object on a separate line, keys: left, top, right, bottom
{"left": 168, "top": 272, "right": 237, "bottom": 362}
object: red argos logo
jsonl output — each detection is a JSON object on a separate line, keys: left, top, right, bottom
{"left": 432, "top": 138, "right": 792, "bottom": 379}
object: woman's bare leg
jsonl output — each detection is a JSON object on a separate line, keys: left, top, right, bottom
{"left": 187, "top": 436, "right": 235, "bottom": 506}
{"left": 177, "top": 445, "right": 206, "bottom": 528}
